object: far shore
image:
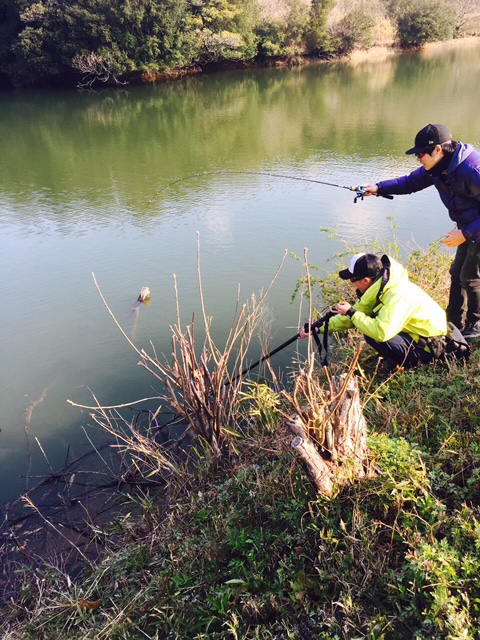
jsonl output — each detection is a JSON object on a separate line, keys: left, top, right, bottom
{"left": 135, "top": 35, "right": 480, "bottom": 85}
{"left": 345, "top": 34, "right": 480, "bottom": 64}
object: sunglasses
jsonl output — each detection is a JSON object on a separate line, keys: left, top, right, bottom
{"left": 415, "top": 146, "right": 435, "bottom": 158}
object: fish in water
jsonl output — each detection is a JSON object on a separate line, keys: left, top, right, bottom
{"left": 130, "top": 287, "right": 151, "bottom": 317}
{"left": 138, "top": 286, "right": 151, "bottom": 302}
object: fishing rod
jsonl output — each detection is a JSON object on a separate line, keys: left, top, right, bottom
{"left": 227, "top": 310, "right": 335, "bottom": 385}
{"left": 146, "top": 170, "right": 394, "bottom": 209}
{"left": 227, "top": 332, "right": 300, "bottom": 386}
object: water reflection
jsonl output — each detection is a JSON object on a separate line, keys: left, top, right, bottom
{"left": 2, "top": 43, "right": 480, "bottom": 213}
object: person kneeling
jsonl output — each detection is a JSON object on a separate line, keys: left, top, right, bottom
{"left": 300, "top": 253, "right": 449, "bottom": 370}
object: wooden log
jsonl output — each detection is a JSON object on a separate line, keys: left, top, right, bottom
{"left": 291, "top": 436, "right": 333, "bottom": 496}
{"left": 288, "top": 374, "right": 371, "bottom": 495}
{"left": 286, "top": 413, "right": 308, "bottom": 439}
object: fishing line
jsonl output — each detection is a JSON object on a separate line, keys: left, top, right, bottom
{"left": 145, "top": 169, "right": 394, "bottom": 211}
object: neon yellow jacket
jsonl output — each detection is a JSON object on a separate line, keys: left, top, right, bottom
{"left": 323, "top": 256, "right": 447, "bottom": 343}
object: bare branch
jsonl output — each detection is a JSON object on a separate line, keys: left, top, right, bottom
{"left": 72, "top": 52, "right": 128, "bottom": 89}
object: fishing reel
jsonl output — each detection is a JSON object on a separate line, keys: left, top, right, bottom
{"left": 353, "top": 185, "right": 366, "bottom": 203}
{"left": 351, "top": 185, "right": 394, "bottom": 203}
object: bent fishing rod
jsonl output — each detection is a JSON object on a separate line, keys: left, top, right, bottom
{"left": 146, "top": 170, "right": 394, "bottom": 209}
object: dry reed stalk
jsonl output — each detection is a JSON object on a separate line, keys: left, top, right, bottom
{"left": 69, "top": 389, "right": 180, "bottom": 481}
{"left": 138, "top": 237, "right": 288, "bottom": 459}
{"left": 21, "top": 496, "right": 91, "bottom": 564}
{"left": 72, "top": 236, "right": 288, "bottom": 466}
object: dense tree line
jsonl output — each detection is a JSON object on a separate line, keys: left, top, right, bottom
{"left": 0, "top": 0, "right": 473, "bottom": 88}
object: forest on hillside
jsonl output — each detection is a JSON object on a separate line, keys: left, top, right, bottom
{"left": 0, "top": 0, "right": 479, "bottom": 89}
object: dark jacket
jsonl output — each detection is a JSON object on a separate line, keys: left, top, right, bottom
{"left": 377, "top": 143, "right": 480, "bottom": 242}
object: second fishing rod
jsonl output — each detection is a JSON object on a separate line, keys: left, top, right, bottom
{"left": 226, "top": 309, "right": 336, "bottom": 386}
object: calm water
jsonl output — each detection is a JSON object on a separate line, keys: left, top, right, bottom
{"left": 2, "top": 39, "right": 480, "bottom": 504}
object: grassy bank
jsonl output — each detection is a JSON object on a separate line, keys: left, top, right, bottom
{"left": 3, "top": 243, "right": 480, "bottom": 639}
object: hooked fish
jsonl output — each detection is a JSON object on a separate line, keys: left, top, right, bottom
{"left": 138, "top": 286, "right": 151, "bottom": 303}
{"left": 130, "top": 286, "right": 151, "bottom": 315}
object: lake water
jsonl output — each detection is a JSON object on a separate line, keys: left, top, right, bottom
{"left": 2, "top": 39, "right": 480, "bottom": 505}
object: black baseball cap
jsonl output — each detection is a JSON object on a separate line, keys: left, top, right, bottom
{"left": 405, "top": 124, "right": 452, "bottom": 155}
{"left": 339, "top": 253, "right": 384, "bottom": 280}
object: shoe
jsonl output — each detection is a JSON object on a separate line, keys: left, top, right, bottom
{"left": 462, "top": 325, "right": 480, "bottom": 340}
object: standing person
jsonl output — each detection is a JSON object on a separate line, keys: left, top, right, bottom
{"left": 299, "top": 252, "right": 450, "bottom": 370}
{"left": 360, "top": 124, "right": 480, "bottom": 339}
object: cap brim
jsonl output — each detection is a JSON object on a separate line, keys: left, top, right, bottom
{"left": 405, "top": 146, "right": 418, "bottom": 155}
{"left": 339, "top": 268, "right": 353, "bottom": 280}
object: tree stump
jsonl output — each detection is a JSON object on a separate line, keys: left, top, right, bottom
{"left": 288, "top": 374, "right": 371, "bottom": 496}
{"left": 291, "top": 435, "right": 334, "bottom": 496}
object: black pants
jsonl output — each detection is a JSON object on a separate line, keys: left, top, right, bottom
{"left": 364, "top": 332, "right": 432, "bottom": 368}
{"left": 446, "top": 241, "right": 480, "bottom": 330}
